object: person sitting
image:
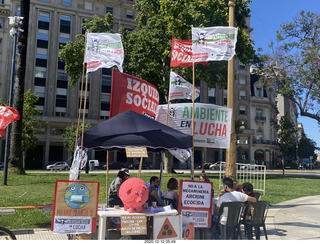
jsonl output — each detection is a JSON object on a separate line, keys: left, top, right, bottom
{"left": 216, "top": 177, "right": 257, "bottom": 239}
{"left": 148, "top": 176, "right": 165, "bottom": 207}
{"left": 107, "top": 168, "right": 130, "bottom": 207}
{"left": 163, "top": 178, "right": 179, "bottom": 209}
{"left": 235, "top": 182, "right": 255, "bottom": 198}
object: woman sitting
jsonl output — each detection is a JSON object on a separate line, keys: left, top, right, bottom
{"left": 163, "top": 178, "right": 179, "bottom": 209}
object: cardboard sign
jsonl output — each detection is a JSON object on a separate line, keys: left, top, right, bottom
{"left": 184, "top": 224, "right": 194, "bottom": 240}
{"left": 153, "top": 216, "right": 181, "bottom": 240}
{"left": 125, "top": 147, "right": 148, "bottom": 158}
{"left": 121, "top": 214, "right": 147, "bottom": 235}
{"left": 178, "top": 180, "right": 212, "bottom": 228}
{"left": 51, "top": 180, "right": 100, "bottom": 234}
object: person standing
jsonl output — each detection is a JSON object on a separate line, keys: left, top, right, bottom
{"left": 108, "top": 168, "right": 130, "bottom": 207}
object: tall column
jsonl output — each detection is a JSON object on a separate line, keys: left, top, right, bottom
{"left": 225, "top": 0, "right": 237, "bottom": 181}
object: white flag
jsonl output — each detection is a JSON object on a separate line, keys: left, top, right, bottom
{"left": 69, "top": 146, "right": 88, "bottom": 181}
{"left": 85, "top": 33, "right": 124, "bottom": 73}
{"left": 169, "top": 71, "right": 200, "bottom": 101}
{"left": 192, "top": 26, "right": 238, "bottom": 61}
{"left": 169, "top": 148, "right": 192, "bottom": 162}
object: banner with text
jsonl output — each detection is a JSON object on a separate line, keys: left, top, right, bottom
{"left": 170, "top": 38, "right": 208, "bottom": 68}
{"left": 51, "top": 180, "right": 100, "bottom": 234}
{"left": 110, "top": 69, "right": 159, "bottom": 118}
{"left": 85, "top": 33, "right": 124, "bottom": 73}
{"left": 169, "top": 71, "right": 200, "bottom": 101}
{"left": 156, "top": 103, "right": 232, "bottom": 149}
{"left": 178, "top": 180, "right": 212, "bottom": 228}
{"left": 192, "top": 26, "right": 238, "bottom": 61}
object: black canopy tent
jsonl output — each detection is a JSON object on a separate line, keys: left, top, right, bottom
{"left": 83, "top": 110, "right": 192, "bottom": 151}
{"left": 82, "top": 110, "right": 192, "bottom": 204}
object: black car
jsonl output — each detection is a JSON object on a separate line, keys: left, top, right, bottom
{"left": 103, "top": 162, "right": 127, "bottom": 170}
{"left": 0, "top": 162, "right": 4, "bottom": 170}
{"left": 133, "top": 161, "right": 153, "bottom": 169}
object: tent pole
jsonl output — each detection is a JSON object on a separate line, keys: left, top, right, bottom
{"left": 106, "top": 150, "right": 109, "bottom": 206}
{"left": 191, "top": 61, "right": 195, "bottom": 180}
{"left": 138, "top": 157, "right": 143, "bottom": 178}
{"left": 159, "top": 151, "right": 164, "bottom": 198}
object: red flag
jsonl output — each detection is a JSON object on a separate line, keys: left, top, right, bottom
{"left": 0, "top": 106, "right": 20, "bottom": 137}
{"left": 109, "top": 69, "right": 159, "bottom": 119}
{"left": 170, "top": 38, "right": 208, "bottom": 68}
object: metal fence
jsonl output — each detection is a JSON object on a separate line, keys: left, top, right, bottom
{"left": 218, "top": 162, "right": 266, "bottom": 196}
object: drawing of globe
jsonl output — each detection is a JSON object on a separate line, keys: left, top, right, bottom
{"left": 64, "top": 183, "right": 90, "bottom": 209}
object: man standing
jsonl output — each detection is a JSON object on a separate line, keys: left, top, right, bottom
{"left": 148, "top": 176, "right": 164, "bottom": 207}
{"left": 216, "top": 177, "right": 256, "bottom": 239}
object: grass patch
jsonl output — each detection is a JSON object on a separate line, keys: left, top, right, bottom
{"left": 0, "top": 171, "right": 319, "bottom": 230}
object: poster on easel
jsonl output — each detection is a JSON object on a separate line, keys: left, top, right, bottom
{"left": 51, "top": 180, "right": 100, "bottom": 234}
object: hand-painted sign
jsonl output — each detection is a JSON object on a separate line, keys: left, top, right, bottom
{"left": 121, "top": 214, "right": 147, "bottom": 235}
{"left": 110, "top": 69, "right": 159, "bottom": 119}
{"left": 51, "top": 180, "right": 100, "bottom": 234}
{"left": 156, "top": 103, "right": 232, "bottom": 149}
{"left": 125, "top": 147, "right": 148, "bottom": 158}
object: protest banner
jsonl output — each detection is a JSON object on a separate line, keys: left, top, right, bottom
{"left": 85, "top": 33, "right": 124, "bottom": 73}
{"left": 192, "top": 26, "right": 238, "bottom": 61}
{"left": 178, "top": 180, "right": 212, "bottom": 228}
{"left": 156, "top": 103, "right": 232, "bottom": 149}
{"left": 0, "top": 105, "right": 20, "bottom": 137}
{"left": 169, "top": 71, "right": 200, "bottom": 101}
{"left": 109, "top": 69, "right": 159, "bottom": 119}
{"left": 51, "top": 180, "right": 100, "bottom": 234}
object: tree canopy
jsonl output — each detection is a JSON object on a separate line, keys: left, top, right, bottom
{"left": 60, "top": 0, "right": 256, "bottom": 99}
{"left": 255, "top": 10, "right": 320, "bottom": 124}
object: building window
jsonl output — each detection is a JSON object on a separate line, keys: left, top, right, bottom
{"left": 0, "top": 39, "right": 2, "bottom": 53}
{"left": 239, "top": 90, "right": 246, "bottom": 100}
{"left": 60, "top": 15, "right": 71, "bottom": 34}
{"left": 84, "top": 1, "right": 93, "bottom": 10}
{"left": 0, "top": 0, "right": 4, "bottom": 4}
{"left": 223, "top": 89, "right": 227, "bottom": 105}
{"left": 256, "top": 87, "right": 262, "bottom": 97}
{"left": 208, "top": 88, "right": 216, "bottom": 104}
{"left": 256, "top": 128, "right": 263, "bottom": 140}
{"left": 62, "top": 0, "right": 71, "bottom": 7}
{"left": 239, "top": 105, "right": 246, "bottom": 115}
{"left": 239, "top": 76, "right": 246, "bottom": 85}
{"left": 126, "top": 10, "right": 134, "bottom": 19}
{"left": 106, "top": 6, "right": 113, "bottom": 14}
{"left": 56, "top": 95, "right": 67, "bottom": 107}
{"left": 0, "top": 18, "right": 3, "bottom": 28}
{"left": 41, "top": 0, "right": 50, "bottom": 2}
{"left": 239, "top": 61, "right": 246, "bottom": 70}
{"left": 101, "top": 101, "right": 110, "bottom": 111}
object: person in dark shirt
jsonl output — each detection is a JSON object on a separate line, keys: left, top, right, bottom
{"left": 107, "top": 168, "right": 130, "bottom": 207}
{"left": 148, "top": 176, "right": 164, "bottom": 207}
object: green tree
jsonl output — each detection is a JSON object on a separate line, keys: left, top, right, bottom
{"left": 62, "top": 124, "right": 92, "bottom": 152}
{"left": 278, "top": 116, "right": 296, "bottom": 158}
{"left": 1, "top": 90, "right": 43, "bottom": 171}
{"left": 21, "top": 90, "right": 44, "bottom": 169}
{"left": 298, "top": 133, "right": 317, "bottom": 160}
{"left": 255, "top": 11, "right": 320, "bottom": 124}
{"left": 123, "top": 0, "right": 256, "bottom": 99}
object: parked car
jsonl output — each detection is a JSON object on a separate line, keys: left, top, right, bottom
{"left": 133, "top": 161, "right": 153, "bottom": 169}
{"left": 103, "top": 162, "right": 128, "bottom": 170}
{"left": 210, "top": 161, "right": 226, "bottom": 170}
{"left": 197, "top": 162, "right": 214, "bottom": 169}
{"left": 46, "top": 162, "right": 70, "bottom": 170}
{"left": 0, "top": 162, "right": 4, "bottom": 170}
{"left": 89, "top": 160, "right": 99, "bottom": 169}
{"left": 240, "top": 164, "right": 259, "bottom": 170}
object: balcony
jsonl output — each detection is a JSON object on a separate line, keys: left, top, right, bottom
{"left": 255, "top": 116, "right": 266, "bottom": 122}
{"left": 253, "top": 139, "right": 278, "bottom": 145}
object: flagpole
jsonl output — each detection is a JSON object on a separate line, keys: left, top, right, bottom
{"left": 191, "top": 61, "right": 195, "bottom": 180}
{"left": 106, "top": 150, "right": 109, "bottom": 206}
{"left": 165, "top": 69, "right": 172, "bottom": 125}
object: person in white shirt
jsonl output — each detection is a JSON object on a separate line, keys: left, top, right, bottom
{"left": 216, "top": 177, "right": 256, "bottom": 239}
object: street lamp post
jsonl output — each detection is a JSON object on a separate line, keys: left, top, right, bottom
{"left": 2, "top": 16, "right": 23, "bottom": 186}
{"left": 225, "top": 0, "right": 237, "bottom": 181}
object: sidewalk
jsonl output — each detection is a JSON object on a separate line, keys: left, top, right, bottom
{"left": 12, "top": 195, "right": 320, "bottom": 240}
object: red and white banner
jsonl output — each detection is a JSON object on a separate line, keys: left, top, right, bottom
{"left": 170, "top": 39, "right": 208, "bottom": 68}
{"left": 109, "top": 69, "right": 159, "bottom": 119}
{"left": 0, "top": 106, "right": 20, "bottom": 137}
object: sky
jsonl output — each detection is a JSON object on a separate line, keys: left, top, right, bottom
{"left": 249, "top": 0, "right": 320, "bottom": 149}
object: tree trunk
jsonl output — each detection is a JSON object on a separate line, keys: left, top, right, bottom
{"left": 8, "top": 0, "right": 30, "bottom": 175}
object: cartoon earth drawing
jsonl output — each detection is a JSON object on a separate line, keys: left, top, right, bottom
{"left": 64, "top": 183, "right": 90, "bottom": 209}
